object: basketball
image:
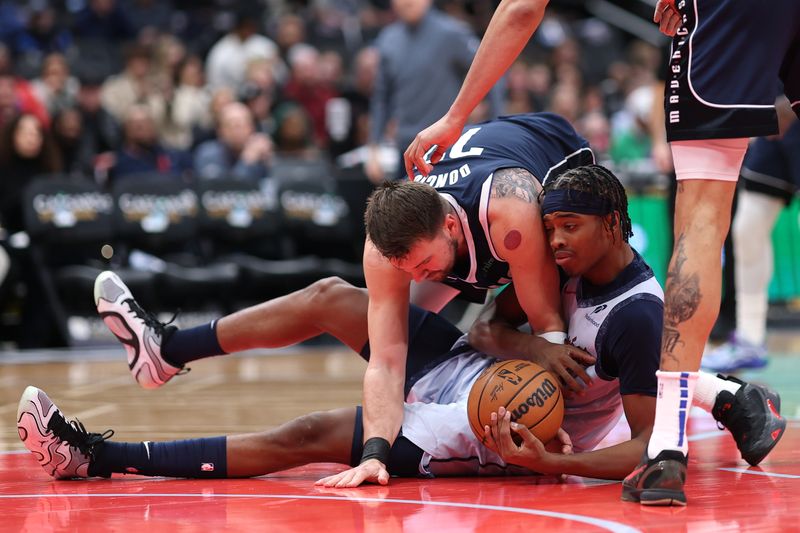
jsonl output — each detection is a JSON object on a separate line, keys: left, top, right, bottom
{"left": 468, "top": 359, "right": 564, "bottom": 444}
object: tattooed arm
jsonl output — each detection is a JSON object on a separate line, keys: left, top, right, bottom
{"left": 487, "top": 167, "right": 564, "bottom": 335}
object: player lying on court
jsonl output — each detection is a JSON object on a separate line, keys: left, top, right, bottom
{"left": 86, "top": 111, "right": 599, "bottom": 485}
{"left": 17, "top": 165, "right": 784, "bottom": 486}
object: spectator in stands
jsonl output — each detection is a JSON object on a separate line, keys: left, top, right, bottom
{"left": 0, "top": 112, "right": 64, "bottom": 349}
{"left": 75, "top": 70, "right": 121, "bottom": 176}
{"left": 205, "top": 8, "right": 283, "bottom": 91}
{"left": 151, "top": 33, "right": 185, "bottom": 94}
{"left": 124, "top": 0, "right": 175, "bottom": 34}
{"left": 31, "top": 53, "right": 79, "bottom": 116}
{"left": 193, "top": 101, "right": 272, "bottom": 181}
{"left": 504, "top": 61, "right": 533, "bottom": 115}
{"left": 101, "top": 44, "right": 166, "bottom": 129}
{"left": 609, "top": 85, "right": 653, "bottom": 165}
{"left": 366, "top": 0, "right": 505, "bottom": 182}
{"left": 272, "top": 102, "right": 318, "bottom": 159}
{"left": 7, "top": 6, "right": 72, "bottom": 78}
{"left": 111, "top": 105, "right": 188, "bottom": 181}
{"left": 52, "top": 107, "right": 96, "bottom": 178}
{"left": 162, "top": 54, "right": 211, "bottom": 150}
{"left": 0, "top": 72, "right": 50, "bottom": 129}
{"left": 319, "top": 50, "right": 345, "bottom": 90}
{"left": 241, "top": 58, "right": 277, "bottom": 135}
{"left": 0, "top": 2, "right": 23, "bottom": 46}
{"left": 527, "top": 62, "right": 553, "bottom": 112}
{"left": 327, "top": 46, "right": 378, "bottom": 158}
{"left": 548, "top": 83, "right": 581, "bottom": 124}
{"left": 240, "top": 82, "right": 274, "bottom": 137}
{"left": 191, "top": 86, "right": 235, "bottom": 148}
{"left": 273, "top": 13, "right": 306, "bottom": 60}
{"left": 0, "top": 114, "right": 62, "bottom": 234}
{"left": 282, "top": 43, "right": 338, "bottom": 148}
{"left": 578, "top": 111, "right": 611, "bottom": 161}
{"left": 72, "top": 0, "right": 136, "bottom": 43}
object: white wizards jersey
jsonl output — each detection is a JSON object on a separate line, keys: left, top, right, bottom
{"left": 560, "top": 272, "right": 664, "bottom": 452}
{"left": 398, "top": 257, "right": 663, "bottom": 476}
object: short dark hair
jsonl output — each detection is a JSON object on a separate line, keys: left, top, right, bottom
{"left": 364, "top": 180, "right": 447, "bottom": 259}
{"left": 542, "top": 165, "right": 634, "bottom": 242}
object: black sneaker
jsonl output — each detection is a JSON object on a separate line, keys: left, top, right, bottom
{"left": 712, "top": 374, "right": 786, "bottom": 466}
{"left": 621, "top": 450, "right": 688, "bottom": 506}
{"left": 17, "top": 386, "right": 114, "bottom": 479}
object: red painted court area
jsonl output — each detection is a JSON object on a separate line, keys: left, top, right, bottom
{"left": 2, "top": 414, "right": 798, "bottom": 533}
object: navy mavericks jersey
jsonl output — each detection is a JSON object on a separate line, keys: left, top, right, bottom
{"left": 412, "top": 112, "right": 593, "bottom": 293}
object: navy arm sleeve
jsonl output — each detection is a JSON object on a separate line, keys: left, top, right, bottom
{"left": 598, "top": 296, "right": 663, "bottom": 396}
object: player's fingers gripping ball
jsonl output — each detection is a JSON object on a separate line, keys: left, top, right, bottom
{"left": 468, "top": 360, "right": 564, "bottom": 445}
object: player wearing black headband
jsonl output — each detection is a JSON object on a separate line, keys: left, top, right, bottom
{"left": 475, "top": 165, "right": 785, "bottom": 498}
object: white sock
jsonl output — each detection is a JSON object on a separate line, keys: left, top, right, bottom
{"left": 736, "top": 293, "right": 768, "bottom": 346}
{"left": 647, "top": 371, "right": 698, "bottom": 458}
{"left": 732, "top": 190, "right": 782, "bottom": 346}
{"left": 692, "top": 371, "right": 742, "bottom": 412}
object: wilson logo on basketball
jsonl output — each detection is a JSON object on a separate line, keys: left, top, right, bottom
{"left": 510, "top": 378, "right": 558, "bottom": 422}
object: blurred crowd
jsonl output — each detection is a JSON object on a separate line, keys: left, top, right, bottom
{"left": 0, "top": 0, "right": 669, "bottom": 347}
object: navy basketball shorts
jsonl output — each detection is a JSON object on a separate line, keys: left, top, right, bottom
{"left": 353, "top": 305, "right": 465, "bottom": 475}
{"left": 665, "top": 0, "right": 800, "bottom": 142}
{"left": 359, "top": 304, "right": 464, "bottom": 395}
{"left": 741, "top": 121, "right": 800, "bottom": 203}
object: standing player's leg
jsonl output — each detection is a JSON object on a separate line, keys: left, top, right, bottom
{"left": 702, "top": 123, "right": 798, "bottom": 372}
{"left": 17, "top": 385, "right": 358, "bottom": 479}
{"left": 623, "top": 0, "right": 800, "bottom": 506}
{"left": 720, "top": 190, "right": 781, "bottom": 363}
{"left": 95, "top": 272, "right": 370, "bottom": 388}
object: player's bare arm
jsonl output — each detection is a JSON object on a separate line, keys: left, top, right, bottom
{"left": 317, "top": 241, "right": 409, "bottom": 487}
{"left": 404, "top": 0, "right": 549, "bottom": 178}
{"left": 487, "top": 393, "right": 654, "bottom": 480}
{"left": 487, "top": 168, "right": 563, "bottom": 335}
{"left": 468, "top": 285, "right": 594, "bottom": 393}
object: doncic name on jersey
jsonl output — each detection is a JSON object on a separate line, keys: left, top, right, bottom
{"left": 413, "top": 162, "right": 472, "bottom": 188}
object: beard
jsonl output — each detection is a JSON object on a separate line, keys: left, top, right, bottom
{"left": 430, "top": 235, "right": 459, "bottom": 281}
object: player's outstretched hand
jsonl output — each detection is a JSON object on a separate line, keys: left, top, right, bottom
{"left": 404, "top": 114, "right": 465, "bottom": 180}
{"left": 483, "top": 407, "right": 569, "bottom": 474}
{"left": 536, "top": 342, "right": 595, "bottom": 394}
{"left": 315, "top": 459, "right": 389, "bottom": 488}
{"left": 653, "top": 0, "right": 682, "bottom": 36}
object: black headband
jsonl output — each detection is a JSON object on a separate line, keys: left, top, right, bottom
{"left": 541, "top": 189, "right": 613, "bottom": 216}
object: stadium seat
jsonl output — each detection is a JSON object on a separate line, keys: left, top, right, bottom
{"left": 110, "top": 175, "right": 239, "bottom": 311}
{"left": 22, "top": 177, "right": 158, "bottom": 345}
{"left": 195, "top": 177, "right": 330, "bottom": 301}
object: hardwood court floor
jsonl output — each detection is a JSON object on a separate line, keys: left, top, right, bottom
{"left": 1, "top": 337, "right": 798, "bottom": 532}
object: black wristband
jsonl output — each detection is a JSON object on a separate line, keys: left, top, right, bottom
{"left": 360, "top": 437, "right": 391, "bottom": 465}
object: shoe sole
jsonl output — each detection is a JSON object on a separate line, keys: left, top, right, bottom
{"left": 640, "top": 491, "right": 687, "bottom": 506}
{"left": 622, "top": 487, "right": 687, "bottom": 506}
{"left": 744, "top": 418, "right": 787, "bottom": 466}
{"left": 702, "top": 358, "right": 768, "bottom": 373}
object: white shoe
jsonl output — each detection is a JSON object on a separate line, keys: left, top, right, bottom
{"left": 17, "top": 386, "right": 113, "bottom": 479}
{"left": 94, "top": 271, "right": 182, "bottom": 389}
{"left": 702, "top": 332, "right": 768, "bottom": 373}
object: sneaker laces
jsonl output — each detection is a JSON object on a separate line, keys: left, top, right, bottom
{"left": 123, "top": 298, "right": 178, "bottom": 337}
{"left": 47, "top": 411, "right": 114, "bottom": 460}
{"left": 122, "top": 299, "right": 190, "bottom": 374}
